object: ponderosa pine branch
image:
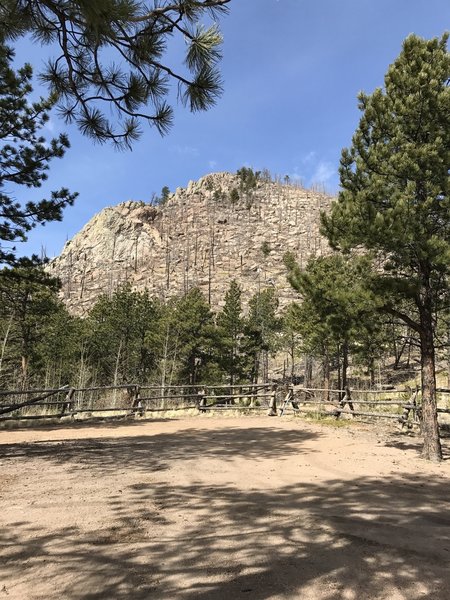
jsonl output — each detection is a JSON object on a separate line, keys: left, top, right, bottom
{"left": 0, "top": 0, "right": 231, "bottom": 148}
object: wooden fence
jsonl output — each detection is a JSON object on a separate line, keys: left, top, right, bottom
{"left": 277, "top": 385, "right": 450, "bottom": 428}
{"left": 0, "top": 383, "right": 277, "bottom": 422}
{"left": 1, "top": 382, "right": 450, "bottom": 428}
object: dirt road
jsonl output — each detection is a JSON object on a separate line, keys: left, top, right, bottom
{"left": 1, "top": 417, "right": 449, "bottom": 599}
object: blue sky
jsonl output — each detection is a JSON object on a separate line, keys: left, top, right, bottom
{"left": 11, "top": 0, "right": 450, "bottom": 259}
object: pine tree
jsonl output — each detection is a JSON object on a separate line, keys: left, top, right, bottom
{"left": 244, "top": 288, "right": 280, "bottom": 383}
{"left": 279, "top": 303, "right": 303, "bottom": 381}
{"left": 216, "top": 279, "right": 244, "bottom": 385}
{"left": 321, "top": 34, "right": 449, "bottom": 461}
{"left": 86, "top": 284, "right": 160, "bottom": 385}
{"left": 284, "top": 252, "right": 381, "bottom": 393}
{"left": 0, "top": 265, "right": 61, "bottom": 388}
{"left": 1, "top": 1, "right": 230, "bottom": 148}
{"left": 0, "top": 41, "right": 77, "bottom": 265}
{"left": 36, "top": 302, "right": 85, "bottom": 388}
{"left": 171, "top": 288, "right": 215, "bottom": 385}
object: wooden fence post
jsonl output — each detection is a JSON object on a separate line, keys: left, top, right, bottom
{"left": 399, "top": 386, "right": 418, "bottom": 429}
{"left": 250, "top": 385, "right": 257, "bottom": 408}
{"left": 62, "top": 387, "right": 75, "bottom": 416}
{"left": 335, "top": 387, "right": 354, "bottom": 419}
{"left": 198, "top": 388, "right": 206, "bottom": 413}
{"left": 279, "top": 385, "right": 294, "bottom": 416}
{"left": 346, "top": 387, "right": 355, "bottom": 416}
{"left": 267, "top": 385, "right": 277, "bottom": 416}
{"left": 132, "top": 385, "right": 143, "bottom": 417}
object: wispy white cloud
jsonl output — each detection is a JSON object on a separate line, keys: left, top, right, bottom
{"left": 301, "top": 150, "right": 316, "bottom": 165}
{"left": 171, "top": 145, "right": 199, "bottom": 156}
{"left": 208, "top": 159, "right": 218, "bottom": 170}
{"left": 285, "top": 168, "right": 304, "bottom": 185}
{"left": 289, "top": 172, "right": 303, "bottom": 182}
{"left": 286, "top": 154, "right": 337, "bottom": 191}
{"left": 311, "top": 160, "right": 335, "bottom": 184}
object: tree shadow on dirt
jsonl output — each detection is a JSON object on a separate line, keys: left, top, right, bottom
{"left": 382, "top": 427, "right": 450, "bottom": 458}
{"left": 0, "top": 424, "right": 318, "bottom": 477}
{"left": 1, "top": 471, "right": 449, "bottom": 599}
{"left": 0, "top": 415, "right": 173, "bottom": 433}
{"left": 1, "top": 421, "right": 450, "bottom": 599}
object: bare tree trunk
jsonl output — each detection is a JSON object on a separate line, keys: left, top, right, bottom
{"left": 337, "top": 345, "right": 341, "bottom": 396}
{"left": 0, "top": 316, "right": 13, "bottom": 378}
{"left": 391, "top": 323, "right": 410, "bottom": 369}
{"left": 342, "top": 341, "right": 349, "bottom": 393}
{"left": 369, "top": 361, "right": 375, "bottom": 387}
{"left": 304, "top": 355, "right": 313, "bottom": 388}
{"left": 406, "top": 335, "right": 412, "bottom": 369}
{"left": 21, "top": 354, "right": 29, "bottom": 390}
{"left": 168, "top": 334, "right": 179, "bottom": 389}
{"left": 447, "top": 327, "right": 450, "bottom": 389}
{"left": 263, "top": 350, "right": 269, "bottom": 383}
{"left": 419, "top": 301, "right": 442, "bottom": 462}
{"left": 290, "top": 339, "right": 295, "bottom": 380}
{"left": 160, "top": 324, "right": 170, "bottom": 405}
{"left": 322, "top": 346, "right": 330, "bottom": 402}
{"left": 113, "top": 339, "right": 123, "bottom": 406}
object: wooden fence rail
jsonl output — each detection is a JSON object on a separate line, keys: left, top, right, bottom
{"left": 0, "top": 383, "right": 276, "bottom": 421}
{"left": 0, "top": 382, "right": 450, "bottom": 427}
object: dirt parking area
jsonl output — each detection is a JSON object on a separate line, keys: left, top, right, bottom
{"left": 0, "top": 416, "right": 449, "bottom": 599}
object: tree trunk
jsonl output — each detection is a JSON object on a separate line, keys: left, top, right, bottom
{"left": 0, "top": 316, "right": 13, "bottom": 377}
{"left": 290, "top": 339, "right": 295, "bottom": 380}
{"left": 21, "top": 354, "right": 29, "bottom": 389}
{"left": 447, "top": 327, "right": 450, "bottom": 389}
{"left": 419, "top": 303, "right": 442, "bottom": 461}
{"left": 304, "top": 355, "right": 313, "bottom": 388}
{"left": 252, "top": 353, "right": 260, "bottom": 384}
{"left": 369, "top": 358, "right": 375, "bottom": 387}
{"left": 342, "top": 341, "right": 349, "bottom": 392}
{"left": 263, "top": 350, "right": 269, "bottom": 384}
{"left": 337, "top": 345, "right": 341, "bottom": 394}
{"left": 113, "top": 338, "right": 123, "bottom": 406}
{"left": 322, "top": 346, "right": 330, "bottom": 402}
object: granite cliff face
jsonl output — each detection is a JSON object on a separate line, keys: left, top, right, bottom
{"left": 49, "top": 172, "right": 333, "bottom": 314}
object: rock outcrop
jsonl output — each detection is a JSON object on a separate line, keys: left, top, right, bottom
{"left": 49, "top": 172, "right": 333, "bottom": 314}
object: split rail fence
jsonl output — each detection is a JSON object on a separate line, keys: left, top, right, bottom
{"left": 0, "top": 383, "right": 276, "bottom": 422}
{"left": 278, "top": 385, "right": 450, "bottom": 428}
{"left": 1, "top": 383, "right": 450, "bottom": 428}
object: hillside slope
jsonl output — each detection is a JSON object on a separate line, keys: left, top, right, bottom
{"left": 49, "top": 172, "right": 333, "bottom": 314}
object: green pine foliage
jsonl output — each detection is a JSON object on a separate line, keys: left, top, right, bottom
{"left": 278, "top": 303, "right": 303, "bottom": 380}
{"left": 243, "top": 287, "right": 280, "bottom": 383}
{"left": 0, "top": 41, "right": 77, "bottom": 266}
{"left": 236, "top": 167, "right": 260, "bottom": 192}
{"left": 0, "top": 1, "right": 230, "bottom": 147}
{"left": 0, "top": 276, "right": 287, "bottom": 390}
{"left": 261, "top": 241, "right": 271, "bottom": 257}
{"left": 0, "top": 265, "right": 63, "bottom": 387}
{"left": 85, "top": 284, "right": 160, "bottom": 385}
{"left": 284, "top": 252, "right": 383, "bottom": 390}
{"left": 168, "top": 288, "right": 216, "bottom": 385}
{"left": 321, "top": 34, "right": 449, "bottom": 461}
{"left": 229, "top": 187, "right": 239, "bottom": 205}
{"left": 153, "top": 185, "right": 171, "bottom": 206}
{"left": 216, "top": 280, "right": 245, "bottom": 384}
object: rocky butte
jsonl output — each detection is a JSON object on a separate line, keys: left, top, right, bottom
{"left": 49, "top": 172, "right": 333, "bottom": 315}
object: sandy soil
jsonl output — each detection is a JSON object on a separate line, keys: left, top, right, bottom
{"left": 0, "top": 416, "right": 449, "bottom": 600}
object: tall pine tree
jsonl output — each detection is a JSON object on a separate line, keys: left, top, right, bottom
{"left": 216, "top": 280, "right": 244, "bottom": 385}
{"left": 322, "top": 34, "right": 449, "bottom": 461}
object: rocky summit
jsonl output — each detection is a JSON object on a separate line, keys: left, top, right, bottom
{"left": 49, "top": 172, "right": 333, "bottom": 314}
